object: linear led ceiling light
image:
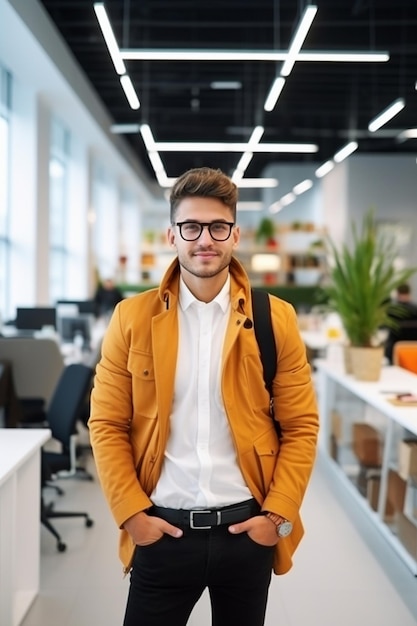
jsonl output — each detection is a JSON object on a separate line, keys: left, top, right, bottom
{"left": 269, "top": 201, "right": 283, "bottom": 214}
{"left": 368, "top": 98, "right": 405, "bottom": 132}
{"left": 120, "top": 75, "right": 140, "bottom": 109}
{"left": 315, "top": 160, "right": 334, "bottom": 178}
{"left": 94, "top": 3, "right": 126, "bottom": 74}
{"left": 280, "top": 5, "right": 318, "bottom": 77}
{"left": 140, "top": 124, "right": 157, "bottom": 151}
{"left": 210, "top": 81, "right": 242, "bottom": 90}
{"left": 237, "top": 202, "right": 264, "bottom": 211}
{"left": 231, "top": 126, "right": 265, "bottom": 179}
{"left": 334, "top": 141, "right": 358, "bottom": 163}
{"left": 247, "top": 125, "right": 265, "bottom": 147}
{"left": 153, "top": 142, "right": 318, "bottom": 153}
{"left": 147, "top": 151, "right": 165, "bottom": 175}
{"left": 237, "top": 178, "right": 279, "bottom": 188}
{"left": 280, "top": 192, "right": 296, "bottom": 207}
{"left": 121, "top": 49, "right": 388, "bottom": 63}
{"left": 293, "top": 179, "right": 313, "bottom": 195}
{"left": 398, "top": 128, "right": 417, "bottom": 141}
{"left": 111, "top": 123, "right": 141, "bottom": 133}
{"left": 234, "top": 152, "right": 254, "bottom": 174}
{"left": 264, "top": 77, "right": 286, "bottom": 112}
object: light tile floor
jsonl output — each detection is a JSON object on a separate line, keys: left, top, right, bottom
{"left": 22, "top": 449, "right": 417, "bottom": 626}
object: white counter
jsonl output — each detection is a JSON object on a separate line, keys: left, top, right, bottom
{"left": 0, "top": 429, "right": 51, "bottom": 626}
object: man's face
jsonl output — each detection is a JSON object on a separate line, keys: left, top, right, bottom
{"left": 167, "top": 197, "right": 240, "bottom": 280}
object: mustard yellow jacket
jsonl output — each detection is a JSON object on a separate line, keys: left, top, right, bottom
{"left": 89, "top": 257, "right": 319, "bottom": 575}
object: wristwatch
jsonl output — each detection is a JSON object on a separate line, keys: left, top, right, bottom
{"left": 265, "top": 512, "right": 293, "bottom": 537}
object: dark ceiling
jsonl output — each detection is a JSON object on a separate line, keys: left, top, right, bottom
{"left": 38, "top": 0, "right": 417, "bottom": 185}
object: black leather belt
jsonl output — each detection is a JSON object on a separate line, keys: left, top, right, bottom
{"left": 149, "top": 498, "right": 260, "bottom": 530}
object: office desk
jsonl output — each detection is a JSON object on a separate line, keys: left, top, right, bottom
{"left": 316, "top": 359, "right": 417, "bottom": 574}
{"left": 0, "top": 429, "right": 51, "bottom": 626}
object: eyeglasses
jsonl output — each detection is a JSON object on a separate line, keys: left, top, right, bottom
{"left": 174, "top": 221, "right": 235, "bottom": 242}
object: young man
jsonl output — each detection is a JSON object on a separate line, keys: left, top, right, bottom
{"left": 89, "top": 167, "right": 319, "bottom": 626}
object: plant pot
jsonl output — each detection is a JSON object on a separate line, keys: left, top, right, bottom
{"left": 349, "top": 346, "right": 384, "bottom": 382}
{"left": 343, "top": 344, "right": 353, "bottom": 374}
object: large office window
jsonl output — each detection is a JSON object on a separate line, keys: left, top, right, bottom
{"left": 0, "top": 66, "right": 11, "bottom": 321}
{"left": 49, "top": 117, "right": 70, "bottom": 303}
{"left": 91, "top": 161, "right": 119, "bottom": 282}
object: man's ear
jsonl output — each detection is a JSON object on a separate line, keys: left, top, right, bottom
{"left": 167, "top": 227, "right": 176, "bottom": 247}
{"left": 232, "top": 225, "right": 240, "bottom": 248}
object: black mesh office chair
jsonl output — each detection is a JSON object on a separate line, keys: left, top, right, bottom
{"left": 28, "top": 363, "right": 95, "bottom": 551}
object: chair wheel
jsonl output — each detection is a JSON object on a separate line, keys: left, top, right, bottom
{"left": 57, "top": 541, "right": 67, "bottom": 552}
{"left": 86, "top": 518, "right": 94, "bottom": 528}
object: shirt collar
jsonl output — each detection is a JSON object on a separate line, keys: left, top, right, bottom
{"left": 179, "top": 274, "right": 231, "bottom": 313}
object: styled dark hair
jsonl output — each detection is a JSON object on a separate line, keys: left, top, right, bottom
{"left": 169, "top": 167, "right": 238, "bottom": 222}
{"left": 397, "top": 283, "right": 411, "bottom": 295}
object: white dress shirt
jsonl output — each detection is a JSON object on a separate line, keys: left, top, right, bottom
{"left": 151, "top": 275, "right": 252, "bottom": 509}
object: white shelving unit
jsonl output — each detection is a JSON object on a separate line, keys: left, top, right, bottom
{"left": 236, "top": 226, "right": 326, "bottom": 286}
{"left": 316, "top": 359, "right": 417, "bottom": 575}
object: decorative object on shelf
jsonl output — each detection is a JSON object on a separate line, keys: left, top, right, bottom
{"left": 324, "top": 208, "right": 417, "bottom": 381}
{"left": 144, "top": 229, "right": 156, "bottom": 244}
{"left": 255, "top": 217, "right": 277, "bottom": 248}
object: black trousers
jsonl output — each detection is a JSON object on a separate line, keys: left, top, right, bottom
{"left": 123, "top": 524, "right": 274, "bottom": 626}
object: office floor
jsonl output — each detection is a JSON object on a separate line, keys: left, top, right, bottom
{"left": 22, "top": 445, "right": 417, "bottom": 626}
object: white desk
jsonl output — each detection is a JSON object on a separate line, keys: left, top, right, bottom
{"left": 316, "top": 359, "right": 417, "bottom": 574}
{"left": 0, "top": 429, "right": 51, "bottom": 626}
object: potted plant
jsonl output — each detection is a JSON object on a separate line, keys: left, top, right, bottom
{"left": 324, "top": 209, "right": 416, "bottom": 380}
{"left": 255, "top": 217, "right": 277, "bottom": 248}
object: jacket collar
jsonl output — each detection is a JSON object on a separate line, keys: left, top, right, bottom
{"left": 158, "top": 256, "right": 251, "bottom": 313}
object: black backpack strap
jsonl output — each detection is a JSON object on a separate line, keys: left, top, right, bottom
{"left": 251, "top": 289, "right": 282, "bottom": 439}
{"left": 251, "top": 288, "right": 277, "bottom": 395}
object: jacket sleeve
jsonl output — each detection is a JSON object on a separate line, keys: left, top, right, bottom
{"left": 88, "top": 304, "right": 153, "bottom": 528}
{"left": 262, "top": 298, "right": 319, "bottom": 522}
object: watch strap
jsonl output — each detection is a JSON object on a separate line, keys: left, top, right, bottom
{"left": 265, "top": 511, "right": 287, "bottom": 526}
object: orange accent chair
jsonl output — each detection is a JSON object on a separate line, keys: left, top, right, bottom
{"left": 392, "top": 341, "right": 417, "bottom": 375}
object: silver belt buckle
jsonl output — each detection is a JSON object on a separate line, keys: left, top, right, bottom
{"left": 190, "top": 509, "right": 221, "bottom": 529}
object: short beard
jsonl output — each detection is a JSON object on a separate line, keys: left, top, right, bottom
{"left": 178, "top": 252, "right": 232, "bottom": 279}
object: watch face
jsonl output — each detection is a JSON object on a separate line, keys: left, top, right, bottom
{"left": 277, "top": 521, "right": 293, "bottom": 537}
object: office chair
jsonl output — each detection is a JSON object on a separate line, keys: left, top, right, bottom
{"left": 35, "top": 363, "right": 95, "bottom": 551}
{"left": 37, "top": 362, "right": 95, "bottom": 481}
{"left": 0, "top": 337, "right": 65, "bottom": 406}
{"left": 392, "top": 341, "right": 417, "bottom": 375}
{"left": 41, "top": 456, "right": 93, "bottom": 552}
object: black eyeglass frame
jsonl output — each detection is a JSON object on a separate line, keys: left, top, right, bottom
{"left": 174, "top": 221, "right": 235, "bottom": 241}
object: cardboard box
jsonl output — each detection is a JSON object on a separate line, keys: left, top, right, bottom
{"left": 396, "top": 512, "right": 417, "bottom": 558}
{"left": 352, "top": 423, "right": 382, "bottom": 467}
{"left": 387, "top": 469, "right": 407, "bottom": 512}
{"left": 367, "top": 473, "right": 395, "bottom": 520}
{"left": 331, "top": 410, "right": 343, "bottom": 443}
{"left": 398, "top": 440, "right": 417, "bottom": 481}
{"left": 329, "top": 434, "right": 338, "bottom": 462}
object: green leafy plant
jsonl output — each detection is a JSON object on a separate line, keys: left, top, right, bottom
{"left": 255, "top": 217, "right": 275, "bottom": 243}
{"left": 325, "top": 209, "right": 416, "bottom": 347}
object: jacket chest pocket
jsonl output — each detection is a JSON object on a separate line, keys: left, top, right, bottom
{"left": 253, "top": 431, "right": 279, "bottom": 494}
{"left": 127, "top": 350, "right": 157, "bottom": 419}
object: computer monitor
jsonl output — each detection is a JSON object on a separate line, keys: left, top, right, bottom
{"left": 56, "top": 299, "right": 96, "bottom": 315}
{"left": 58, "top": 314, "right": 92, "bottom": 348}
{"left": 15, "top": 307, "right": 57, "bottom": 330}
